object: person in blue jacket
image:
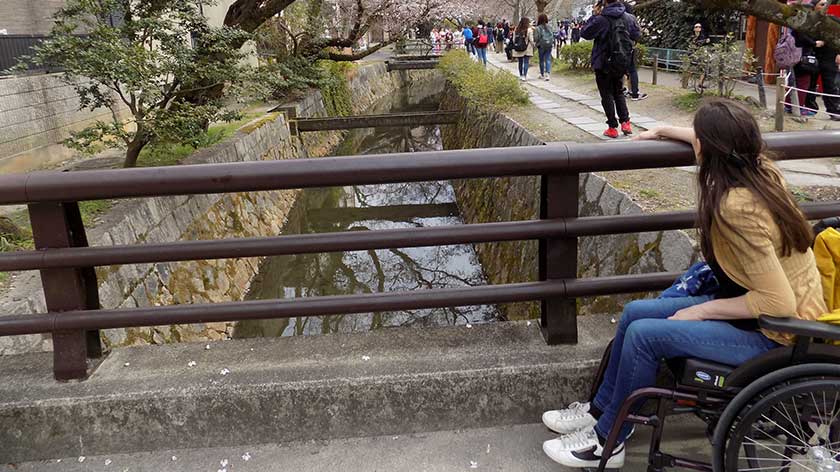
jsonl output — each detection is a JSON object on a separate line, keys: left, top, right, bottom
{"left": 462, "top": 25, "right": 474, "bottom": 55}
{"left": 581, "top": 0, "right": 641, "bottom": 138}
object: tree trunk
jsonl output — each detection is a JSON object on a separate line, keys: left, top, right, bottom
{"left": 514, "top": 0, "right": 521, "bottom": 22}
{"left": 536, "top": 0, "right": 549, "bottom": 15}
{"left": 124, "top": 132, "right": 150, "bottom": 168}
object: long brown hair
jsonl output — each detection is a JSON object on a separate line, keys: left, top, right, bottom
{"left": 516, "top": 17, "right": 530, "bottom": 32}
{"left": 537, "top": 14, "right": 549, "bottom": 26}
{"left": 695, "top": 99, "right": 812, "bottom": 263}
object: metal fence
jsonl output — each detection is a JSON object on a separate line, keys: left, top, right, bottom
{"left": 0, "top": 35, "right": 46, "bottom": 75}
{"left": 0, "top": 131, "right": 838, "bottom": 381}
{"left": 645, "top": 47, "right": 687, "bottom": 70}
{"left": 0, "top": 34, "right": 82, "bottom": 76}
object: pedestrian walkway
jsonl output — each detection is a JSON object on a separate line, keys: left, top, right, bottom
{"left": 486, "top": 54, "right": 672, "bottom": 140}
{"left": 484, "top": 53, "right": 840, "bottom": 187}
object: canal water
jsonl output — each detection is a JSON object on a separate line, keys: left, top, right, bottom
{"left": 233, "top": 89, "right": 499, "bottom": 338}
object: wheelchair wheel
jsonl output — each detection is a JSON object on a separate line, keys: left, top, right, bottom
{"left": 722, "top": 378, "right": 840, "bottom": 471}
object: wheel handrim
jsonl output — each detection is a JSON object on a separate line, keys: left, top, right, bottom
{"left": 725, "top": 380, "right": 840, "bottom": 472}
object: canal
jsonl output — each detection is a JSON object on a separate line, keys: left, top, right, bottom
{"left": 233, "top": 87, "right": 500, "bottom": 338}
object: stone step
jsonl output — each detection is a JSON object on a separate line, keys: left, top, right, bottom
{"left": 0, "top": 317, "right": 614, "bottom": 463}
{"left": 0, "top": 420, "right": 713, "bottom": 472}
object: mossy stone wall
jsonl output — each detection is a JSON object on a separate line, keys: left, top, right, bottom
{"left": 441, "top": 85, "right": 699, "bottom": 321}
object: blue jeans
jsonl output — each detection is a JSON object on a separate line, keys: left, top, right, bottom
{"left": 518, "top": 56, "right": 531, "bottom": 77}
{"left": 476, "top": 47, "right": 487, "bottom": 65}
{"left": 592, "top": 296, "right": 780, "bottom": 443}
{"left": 628, "top": 55, "right": 639, "bottom": 96}
{"left": 465, "top": 39, "right": 474, "bottom": 55}
{"left": 538, "top": 47, "right": 552, "bottom": 76}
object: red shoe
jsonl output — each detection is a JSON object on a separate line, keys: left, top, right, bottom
{"left": 621, "top": 122, "right": 633, "bottom": 135}
{"left": 603, "top": 127, "right": 619, "bottom": 138}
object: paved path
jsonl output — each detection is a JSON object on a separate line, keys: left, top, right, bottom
{"left": 2, "top": 421, "right": 712, "bottom": 472}
{"left": 486, "top": 54, "right": 672, "bottom": 141}
{"left": 483, "top": 53, "right": 840, "bottom": 187}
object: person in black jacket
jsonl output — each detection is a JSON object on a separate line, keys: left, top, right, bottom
{"left": 813, "top": 0, "right": 840, "bottom": 120}
{"left": 581, "top": 0, "right": 641, "bottom": 138}
{"left": 571, "top": 22, "right": 581, "bottom": 43}
{"left": 792, "top": 1, "right": 821, "bottom": 115}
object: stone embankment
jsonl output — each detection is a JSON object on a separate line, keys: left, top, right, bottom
{"left": 441, "top": 85, "right": 697, "bottom": 320}
{"left": 0, "top": 63, "right": 436, "bottom": 355}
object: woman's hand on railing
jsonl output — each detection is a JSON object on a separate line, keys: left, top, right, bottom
{"left": 634, "top": 126, "right": 696, "bottom": 145}
{"left": 634, "top": 128, "right": 662, "bottom": 141}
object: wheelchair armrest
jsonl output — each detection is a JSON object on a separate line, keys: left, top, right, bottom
{"left": 758, "top": 315, "right": 840, "bottom": 341}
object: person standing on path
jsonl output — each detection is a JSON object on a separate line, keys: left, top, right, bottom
{"left": 812, "top": 0, "right": 840, "bottom": 121}
{"left": 581, "top": 0, "right": 641, "bottom": 138}
{"left": 571, "top": 22, "right": 581, "bottom": 43}
{"left": 473, "top": 20, "right": 490, "bottom": 66}
{"left": 462, "top": 24, "right": 474, "bottom": 55}
{"left": 495, "top": 22, "right": 505, "bottom": 53}
{"left": 535, "top": 14, "right": 555, "bottom": 81}
{"left": 621, "top": 1, "right": 647, "bottom": 101}
{"left": 512, "top": 17, "right": 535, "bottom": 80}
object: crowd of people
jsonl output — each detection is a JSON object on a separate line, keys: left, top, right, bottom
{"left": 428, "top": 0, "right": 838, "bottom": 136}
{"left": 428, "top": 3, "right": 647, "bottom": 137}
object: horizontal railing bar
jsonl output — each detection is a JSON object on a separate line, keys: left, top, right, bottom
{"left": 566, "top": 201, "right": 840, "bottom": 236}
{"left": 1, "top": 201, "right": 838, "bottom": 272}
{"left": 0, "top": 131, "right": 836, "bottom": 205}
{"left": 0, "top": 273, "right": 680, "bottom": 336}
{"left": 0, "top": 219, "right": 566, "bottom": 271}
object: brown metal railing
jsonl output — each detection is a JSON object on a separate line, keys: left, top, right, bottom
{"left": 1, "top": 130, "right": 838, "bottom": 381}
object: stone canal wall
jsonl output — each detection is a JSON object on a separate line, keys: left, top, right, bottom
{"left": 441, "top": 86, "right": 698, "bottom": 321}
{"left": 0, "top": 62, "right": 435, "bottom": 355}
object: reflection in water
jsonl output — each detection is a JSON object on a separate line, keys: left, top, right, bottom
{"left": 233, "top": 93, "right": 499, "bottom": 338}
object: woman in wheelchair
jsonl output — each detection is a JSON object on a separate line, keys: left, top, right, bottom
{"left": 541, "top": 100, "right": 830, "bottom": 469}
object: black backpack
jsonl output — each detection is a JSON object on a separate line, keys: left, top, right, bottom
{"left": 605, "top": 15, "right": 634, "bottom": 76}
{"left": 513, "top": 31, "right": 529, "bottom": 52}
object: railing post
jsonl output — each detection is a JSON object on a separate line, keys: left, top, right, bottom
{"left": 652, "top": 55, "right": 658, "bottom": 85}
{"left": 756, "top": 67, "right": 767, "bottom": 109}
{"left": 775, "top": 75, "right": 785, "bottom": 132}
{"left": 29, "top": 202, "right": 102, "bottom": 381}
{"left": 539, "top": 174, "right": 578, "bottom": 345}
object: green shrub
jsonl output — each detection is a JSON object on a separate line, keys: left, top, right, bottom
{"left": 635, "top": 44, "right": 648, "bottom": 65}
{"left": 681, "top": 34, "right": 755, "bottom": 97}
{"left": 438, "top": 50, "right": 529, "bottom": 109}
{"left": 558, "top": 41, "right": 593, "bottom": 70}
{"left": 557, "top": 42, "right": 648, "bottom": 70}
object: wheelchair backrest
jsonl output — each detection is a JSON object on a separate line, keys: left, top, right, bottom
{"left": 813, "top": 217, "right": 840, "bottom": 243}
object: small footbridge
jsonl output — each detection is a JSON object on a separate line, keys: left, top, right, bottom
{"left": 0, "top": 131, "right": 838, "bottom": 466}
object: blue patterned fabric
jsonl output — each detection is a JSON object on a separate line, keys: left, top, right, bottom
{"left": 659, "top": 262, "right": 720, "bottom": 299}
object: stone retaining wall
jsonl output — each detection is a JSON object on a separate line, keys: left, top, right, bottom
{"left": 0, "top": 74, "right": 131, "bottom": 173}
{"left": 441, "top": 86, "right": 698, "bottom": 320}
{"left": 0, "top": 62, "right": 424, "bottom": 355}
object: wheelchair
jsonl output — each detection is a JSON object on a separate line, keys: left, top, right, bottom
{"left": 589, "top": 217, "right": 840, "bottom": 472}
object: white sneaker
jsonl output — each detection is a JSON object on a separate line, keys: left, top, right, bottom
{"left": 542, "top": 401, "right": 598, "bottom": 434}
{"left": 544, "top": 75, "right": 550, "bottom": 81}
{"left": 543, "top": 428, "right": 625, "bottom": 469}
{"left": 539, "top": 74, "right": 545, "bottom": 80}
